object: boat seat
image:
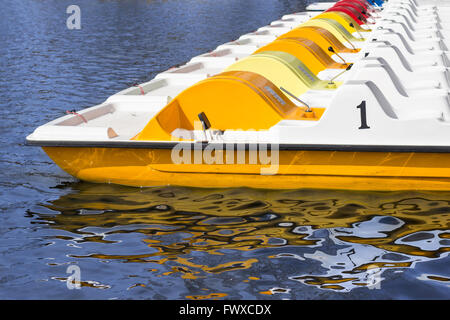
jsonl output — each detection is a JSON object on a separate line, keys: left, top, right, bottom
{"left": 381, "top": 14, "right": 439, "bottom": 32}
{"left": 359, "top": 56, "right": 449, "bottom": 90}
{"left": 350, "top": 64, "right": 450, "bottom": 120}
{"left": 374, "top": 29, "right": 446, "bottom": 54}
{"left": 306, "top": 80, "right": 450, "bottom": 144}
{"left": 134, "top": 71, "right": 324, "bottom": 141}
{"left": 351, "top": 63, "right": 443, "bottom": 97}
{"left": 225, "top": 51, "right": 339, "bottom": 98}
{"left": 386, "top": 6, "right": 450, "bottom": 22}
{"left": 377, "top": 21, "right": 448, "bottom": 48}
{"left": 363, "top": 42, "right": 421, "bottom": 72}
{"left": 383, "top": 8, "right": 439, "bottom": 25}
{"left": 380, "top": 18, "right": 441, "bottom": 36}
{"left": 253, "top": 38, "right": 348, "bottom": 75}
{"left": 366, "top": 39, "right": 449, "bottom": 68}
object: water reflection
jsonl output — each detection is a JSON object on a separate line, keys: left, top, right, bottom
{"left": 8, "top": 0, "right": 449, "bottom": 299}
{"left": 28, "top": 183, "right": 450, "bottom": 298}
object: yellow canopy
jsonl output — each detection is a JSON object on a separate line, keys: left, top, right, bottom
{"left": 253, "top": 37, "right": 348, "bottom": 74}
{"left": 225, "top": 51, "right": 339, "bottom": 97}
{"left": 296, "top": 18, "right": 363, "bottom": 47}
{"left": 278, "top": 26, "right": 360, "bottom": 57}
{"left": 134, "top": 71, "right": 323, "bottom": 141}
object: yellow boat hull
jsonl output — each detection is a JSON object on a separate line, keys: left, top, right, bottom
{"left": 42, "top": 146, "right": 450, "bottom": 191}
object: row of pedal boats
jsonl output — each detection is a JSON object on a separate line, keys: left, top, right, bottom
{"left": 26, "top": 0, "right": 450, "bottom": 191}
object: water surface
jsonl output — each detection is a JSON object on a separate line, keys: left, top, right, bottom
{"left": 0, "top": 0, "right": 449, "bottom": 299}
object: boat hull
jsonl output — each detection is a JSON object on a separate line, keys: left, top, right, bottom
{"left": 42, "top": 145, "right": 450, "bottom": 191}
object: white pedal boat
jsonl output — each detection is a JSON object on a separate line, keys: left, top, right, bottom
{"left": 26, "top": 0, "right": 450, "bottom": 191}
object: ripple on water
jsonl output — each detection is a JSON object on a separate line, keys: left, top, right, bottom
{"left": 20, "top": 184, "right": 449, "bottom": 299}
{"left": 1, "top": 0, "right": 449, "bottom": 300}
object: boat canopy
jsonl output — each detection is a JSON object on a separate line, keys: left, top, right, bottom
{"left": 339, "top": 0, "right": 370, "bottom": 10}
{"left": 278, "top": 26, "right": 360, "bottom": 54}
{"left": 134, "top": 71, "right": 324, "bottom": 141}
{"left": 333, "top": 1, "right": 370, "bottom": 19}
{"left": 313, "top": 11, "right": 371, "bottom": 33}
{"left": 326, "top": 6, "right": 366, "bottom": 25}
{"left": 253, "top": 37, "right": 348, "bottom": 74}
{"left": 299, "top": 18, "right": 364, "bottom": 45}
{"left": 322, "top": 18, "right": 367, "bottom": 41}
{"left": 225, "top": 51, "right": 339, "bottom": 97}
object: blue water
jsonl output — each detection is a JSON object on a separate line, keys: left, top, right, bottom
{"left": 0, "top": 0, "right": 449, "bottom": 299}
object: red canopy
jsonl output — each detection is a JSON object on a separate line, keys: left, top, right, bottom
{"left": 326, "top": 6, "right": 367, "bottom": 25}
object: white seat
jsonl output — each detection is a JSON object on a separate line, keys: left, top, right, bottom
{"left": 350, "top": 64, "right": 450, "bottom": 120}
{"left": 358, "top": 56, "right": 450, "bottom": 90}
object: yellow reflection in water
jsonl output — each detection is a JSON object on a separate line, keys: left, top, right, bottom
{"left": 36, "top": 184, "right": 450, "bottom": 293}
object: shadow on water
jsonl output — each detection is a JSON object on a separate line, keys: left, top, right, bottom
{"left": 27, "top": 182, "right": 450, "bottom": 299}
